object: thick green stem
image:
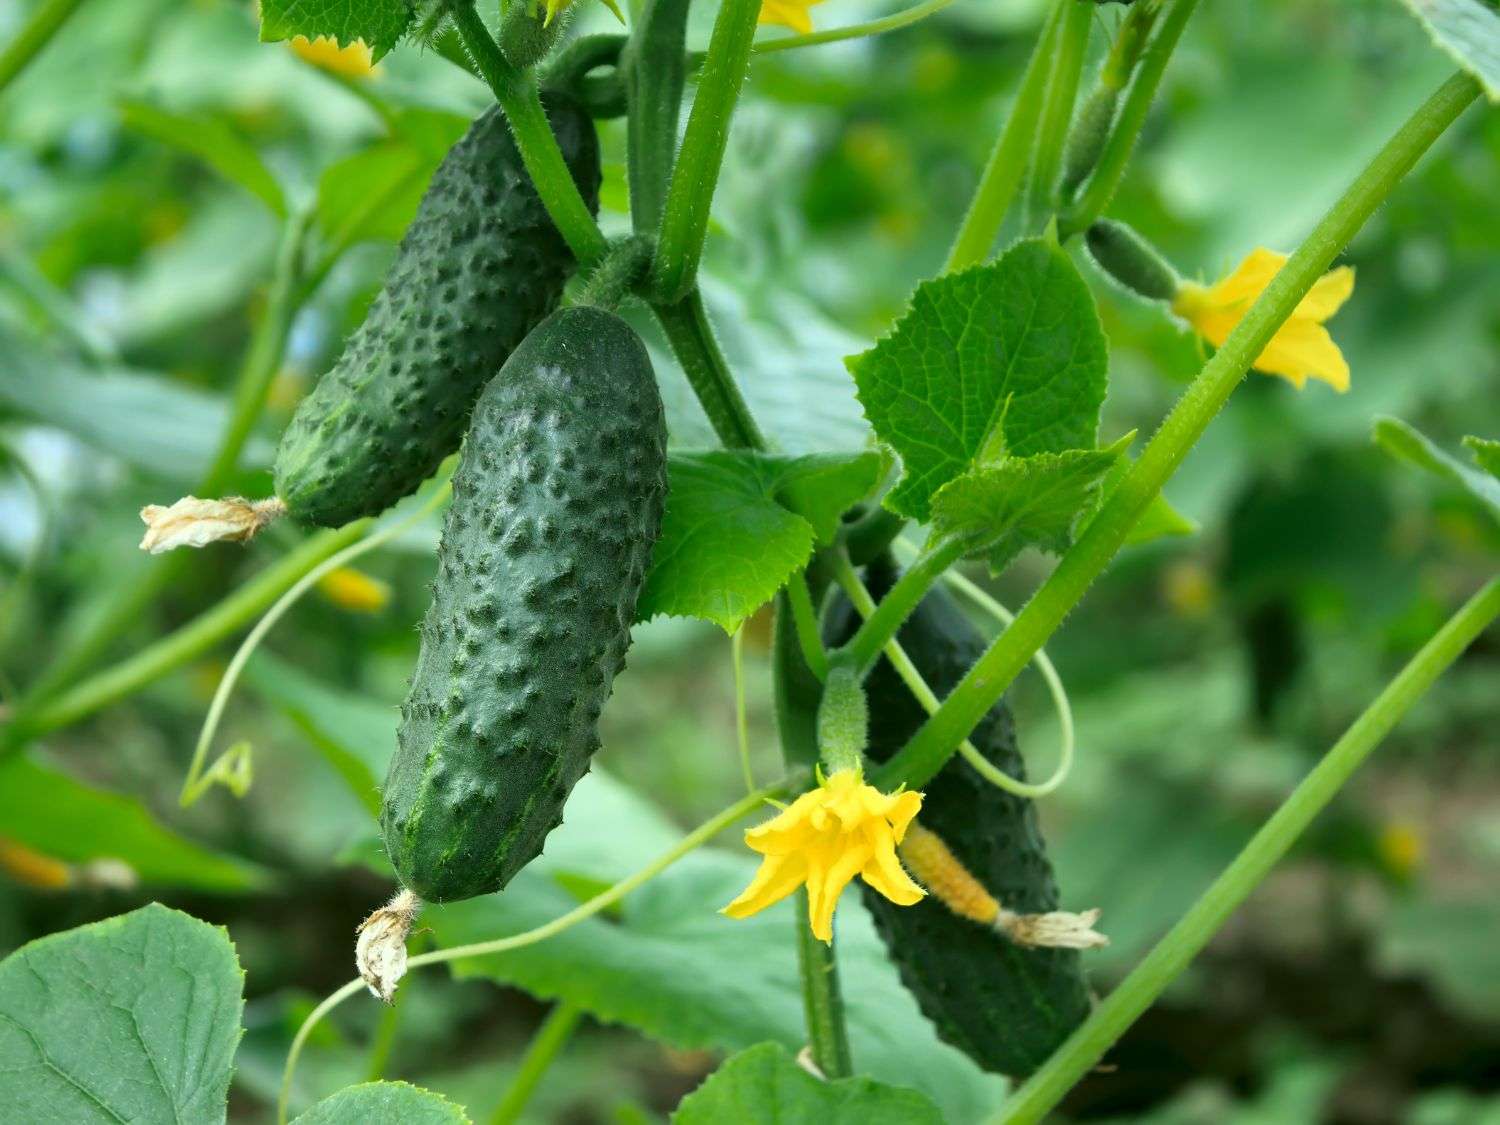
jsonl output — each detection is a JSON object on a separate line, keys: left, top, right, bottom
{"left": 3, "top": 522, "right": 367, "bottom": 750}
{"left": 650, "top": 0, "right": 761, "bottom": 302}
{"left": 651, "top": 290, "right": 766, "bottom": 450}
{"left": 622, "top": 0, "right": 690, "bottom": 236}
{"left": 944, "top": 2, "right": 1060, "bottom": 272}
{"left": 1058, "top": 0, "right": 1199, "bottom": 239}
{"left": 1023, "top": 0, "right": 1091, "bottom": 227}
{"left": 0, "top": 0, "right": 87, "bottom": 94}
{"left": 448, "top": 1, "right": 607, "bottom": 265}
{"left": 488, "top": 1002, "right": 583, "bottom": 1125}
{"left": 997, "top": 576, "right": 1500, "bottom": 1123}
{"left": 837, "top": 536, "right": 969, "bottom": 673}
{"left": 875, "top": 71, "right": 1481, "bottom": 793}
{"left": 795, "top": 887, "right": 854, "bottom": 1078}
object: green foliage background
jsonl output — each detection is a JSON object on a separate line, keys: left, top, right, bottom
{"left": 0, "top": 0, "right": 1497, "bottom": 1120}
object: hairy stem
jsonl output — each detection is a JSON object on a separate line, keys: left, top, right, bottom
{"left": 0, "top": 0, "right": 88, "bottom": 94}
{"left": 997, "top": 576, "right": 1500, "bottom": 1123}
{"left": 795, "top": 887, "right": 854, "bottom": 1078}
{"left": 488, "top": 1002, "right": 584, "bottom": 1125}
{"left": 876, "top": 71, "right": 1482, "bottom": 793}
{"left": 785, "top": 571, "right": 830, "bottom": 681}
{"left": 837, "top": 535, "right": 969, "bottom": 673}
{"left": 651, "top": 290, "right": 766, "bottom": 450}
{"left": 1023, "top": 0, "right": 1091, "bottom": 228}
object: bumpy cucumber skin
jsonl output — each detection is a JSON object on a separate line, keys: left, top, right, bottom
{"left": 827, "top": 560, "right": 1091, "bottom": 1077}
{"left": 381, "top": 308, "right": 666, "bottom": 904}
{"left": 273, "top": 96, "right": 600, "bottom": 529}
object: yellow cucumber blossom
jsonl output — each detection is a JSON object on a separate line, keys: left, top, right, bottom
{"left": 1172, "top": 248, "right": 1355, "bottom": 392}
{"left": 759, "top": 0, "right": 826, "bottom": 34}
{"left": 723, "top": 767, "right": 925, "bottom": 943}
{"left": 318, "top": 566, "right": 393, "bottom": 613}
{"left": 288, "top": 35, "right": 376, "bottom": 79}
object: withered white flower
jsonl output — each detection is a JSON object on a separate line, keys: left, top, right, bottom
{"left": 138, "top": 495, "right": 286, "bottom": 553}
{"left": 355, "top": 889, "right": 421, "bottom": 1003}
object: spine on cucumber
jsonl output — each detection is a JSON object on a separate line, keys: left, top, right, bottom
{"left": 826, "top": 558, "right": 1092, "bottom": 1077}
{"left": 381, "top": 307, "right": 667, "bottom": 903}
{"left": 273, "top": 95, "right": 601, "bottom": 529}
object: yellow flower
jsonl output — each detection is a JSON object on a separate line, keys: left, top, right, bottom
{"left": 759, "top": 0, "right": 826, "bottom": 34}
{"left": 1171, "top": 248, "right": 1355, "bottom": 392}
{"left": 318, "top": 567, "right": 392, "bottom": 613}
{"left": 723, "top": 768, "right": 924, "bottom": 942}
{"left": 288, "top": 35, "right": 376, "bottom": 79}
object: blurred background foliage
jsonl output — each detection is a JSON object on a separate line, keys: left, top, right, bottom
{"left": 1, "top": 0, "right": 1497, "bottom": 1121}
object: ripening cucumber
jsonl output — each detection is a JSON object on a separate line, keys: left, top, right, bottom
{"left": 273, "top": 96, "right": 601, "bottom": 529}
{"left": 827, "top": 559, "right": 1092, "bottom": 1077}
{"left": 381, "top": 307, "right": 667, "bottom": 903}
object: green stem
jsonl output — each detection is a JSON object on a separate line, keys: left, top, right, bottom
{"left": 0, "top": 0, "right": 87, "bottom": 95}
{"left": 448, "top": 1, "right": 607, "bottom": 266}
{"left": 650, "top": 0, "right": 761, "bottom": 302}
{"left": 732, "top": 626, "right": 756, "bottom": 794}
{"left": 3, "top": 521, "right": 368, "bottom": 751}
{"left": 997, "top": 576, "right": 1500, "bottom": 1123}
{"left": 1058, "top": 0, "right": 1199, "bottom": 239}
{"left": 875, "top": 70, "right": 1482, "bottom": 793}
{"left": 944, "top": 2, "right": 1060, "bottom": 272}
{"left": 753, "top": 0, "right": 957, "bottom": 55}
{"left": 785, "top": 571, "right": 830, "bottom": 681}
{"left": 622, "top": 0, "right": 690, "bottom": 236}
{"left": 651, "top": 290, "right": 766, "bottom": 449}
{"left": 795, "top": 887, "right": 854, "bottom": 1078}
{"left": 488, "top": 1002, "right": 583, "bottom": 1125}
{"left": 1023, "top": 0, "right": 1091, "bottom": 227}
{"left": 837, "top": 536, "right": 969, "bottom": 673}
{"left": 362, "top": 980, "right": 406, "bottom": 1081}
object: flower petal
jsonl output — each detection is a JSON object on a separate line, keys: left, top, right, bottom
{"left": 860, "top": 827, "right": 926, "bottom": 907}
{"left": 1205, "top": 247, "right": 1287, "bottom": 307}
{"left": 1255, "top": 316, "right": 1350, "bottom": 392}
{"left": 806, "top": 839, "right": 869, "bottom": 943}
{"left": 1294, "top": 264, "right": 1354, "bottom": 321}
{"left": 723, "top": 852, "right": 808, "bottom": 918}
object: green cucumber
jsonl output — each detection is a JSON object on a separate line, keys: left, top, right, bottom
{"left": 381, "top": 306, "right": 666, "bottom": 903}
{"left": 827, "top": 558, "right": 1092, "bottom": 1077}
{"left": 273, "top": 95, "right": 600, "bottom": 529}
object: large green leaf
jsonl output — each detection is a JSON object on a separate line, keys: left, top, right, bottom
{"left": 1373, "top": 415, "right": 1500, "bottom": 522}
{"left": 1395, "top": 0, "right": 1500, "bottom": 100}
{"left": 637, "top": 450, "right": 882, "bottom": 632}
{"left": 386, "top": 772, "right": 1006, "bottom": 1124}
{"left": 931, "top": 436, "right": 1131, "bottom": 572}
{"left": 258, "top": 0, "right": 414, "bottom": 61}
{"left": 295, "top": 1081, "right": 470, "bottom": 1124}
{"left": 0, "top": 904, "right": 244, "bottom": 1123}
{"left": 847, "top": 238, "right": 1108, "bottom": 522}
{"left": 0, "top": 755, "right": 266, "bottom": 891}
{"left": 673, "top": 1042, "right": 944, "bottom": 1124}
{"left": 118, "top": 98, "right": 286, "bottom": 216}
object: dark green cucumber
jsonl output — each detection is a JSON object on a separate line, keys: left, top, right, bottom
{"left": 381, "top": 307, "right": 666, "bottom": 903}
{"left": 273, "top": 95, "right": 600, "bottom": 528}
{"left": 827, "top": 559, "right": 1092, "bottom": 1077}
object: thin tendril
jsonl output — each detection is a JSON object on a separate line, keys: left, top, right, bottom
{"left": 732, "top": 626, "right": 756, "bottom": 794}
{"left": 180, "top": 480, "right": 452, "bottom": 806}
{"left": 752, "top": 0, "right": 959, "bottom": 55}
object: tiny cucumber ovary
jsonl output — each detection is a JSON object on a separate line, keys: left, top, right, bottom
{"left": 827, "top": 557, "right": 1092, "bottom": 1079}
{"left": 381, "top": 307, "right": 668, "bottom": 904}
{"left": 273, "top": 95, "right": 601, "bottom": 529}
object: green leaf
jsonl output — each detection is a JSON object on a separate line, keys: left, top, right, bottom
{"left": 294, "top": 1081, "right": 470, "bottom": 1124}
{"left": 258, "top": 0, "right": 414, "bottom": 61}
{"left": 847, "top": 238, "right": 1108, "bottom": 522}
{"left": 1373, "top": 415, "right": 1500, "bottom": 522}
{"left": 0, "top": 755, "right": 267, "bottom": 891}
{"left": 0, "top": 904, "right": 244, "bottom": 1123}
{"left": 1092, "top": 456, "right": 1199, "bottom": 548}
{"left": 673, "top": 1042, "right": 944, "bottom": 1124}
{"left": 1463, "top": 435, "right": 1500, "bottom": 478}
{"left": 118, "top": 98, "right": 286, "bottom": 216}
{"left": 1395, "top": 0, "right": 1500, "bottom": 101}
{"left": 405, "top": 771, "right": 1006, "bottom": 1125}
{"left": 637, "top": 450, "right": 882, "bottom": 632}
{"left": 931, "top": 434, "right": 1131, "bottom": 572}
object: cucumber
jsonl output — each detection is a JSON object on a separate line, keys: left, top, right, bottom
{"left": 381, "top": 306, "right": 666, "bottom": 903}
{"left": 273, "top": 95, "right": 601, "bottom": 529}
{"left": 826, "top": 559, "right": 1092, "bottom": 1077}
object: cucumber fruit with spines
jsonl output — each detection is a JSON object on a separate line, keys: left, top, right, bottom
{"left": 381, "top": 306, "right": 667, "bottom": 904}
{"left": 826, "top": 557, "right": 1093, "bottom": 1077}
{"left": 273, "top": 95, "right": 601, "bottom": 529}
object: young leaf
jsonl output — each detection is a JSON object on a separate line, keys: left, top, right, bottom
{"left": 1463, "top": 435, "right": 1500, "bottom": 478}
{"left": 1373, "top": 416, "right": 1500, "bottom": 522}
{"left": 0, "top": 904, "right": 244, "bottom": 1123}
{"left": 637, "top": 450, "right": 882, "bottom": 631}
{"left": 258, "top": 0, "right": 414, "bottom": 62}
{"left": 118, "top": 99, "right": 287, "bottom": 217}
{"left": 931, "top": 435, "right": 1132, "bottom": 573}
{"left": 1091, "top": 456, "right": 1199, "bottom": 547}
{"left": 673, "top": 1042, "right": 944, "bottom": 1124}
{"left": 846, "top": 238, "right": 1108, "bottom": 522}
{"left": 1394, "top": 0, "right": 1500, "bottom": 101}
{"left": 0, "top": 755, "right": 266, "bottom": 891}
{"left": 294, "top": 1081, "right": 470, "bottom": 1124}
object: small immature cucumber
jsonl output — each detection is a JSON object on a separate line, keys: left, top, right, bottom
{"left": 381, "top": 307, "right": 667, "bottom": 903}
{"left": 274, "top": 95, "right": 600, "bottom": 529}
{"left": 827, "top": 559, "right": 1092, "bottom": 1077}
